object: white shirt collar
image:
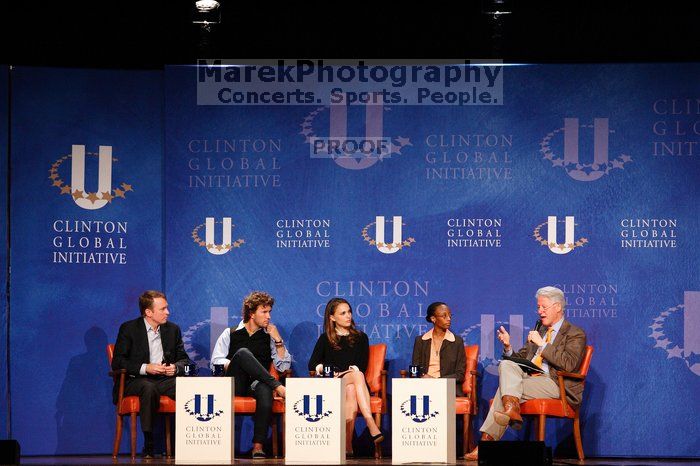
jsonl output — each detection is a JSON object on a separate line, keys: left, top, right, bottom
{"left": 143, "top": 317, "right": 159, "bottom": 333}
{"left": 422, "top": 328, "right": 455, "bottom": 342}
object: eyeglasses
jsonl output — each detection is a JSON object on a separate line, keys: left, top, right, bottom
{"left": 535, "top": 303, "right": 559, "bottom": 313}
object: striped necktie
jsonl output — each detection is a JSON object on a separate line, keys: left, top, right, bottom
{"left": 532, "top": 327, "right": 554, "bottom": 369}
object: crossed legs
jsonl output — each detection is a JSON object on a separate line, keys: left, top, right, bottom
{"left": 480, "top": 360, "right": 559, "bottom": 440}
{"left": 342, "top": 370, "right": 381, "bottom": 442}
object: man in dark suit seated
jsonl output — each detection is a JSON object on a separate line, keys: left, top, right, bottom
{"left": 465, "top": 286, "right": 587, "bottom": 461}
{"left": 111, "top": 290, "right": 191, "bottom": 458}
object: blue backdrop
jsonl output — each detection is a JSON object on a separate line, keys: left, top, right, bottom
{"left": 9, "top": 67, "right": 163, "bottom": 454}
{"left": 2, "top": 63, "right": 699, "bottom": 457}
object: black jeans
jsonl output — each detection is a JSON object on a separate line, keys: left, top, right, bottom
{"left": 124, "top": 376, "right": 175, "bottom": 433}
{"left": 227, "top": 348, "right": 281, "bottom": 444}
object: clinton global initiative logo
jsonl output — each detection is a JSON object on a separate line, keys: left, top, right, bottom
{"left": 191, "top": 217, "right": 245, "bottom": 255}
{"left": 649, "top": 291, "right": 700, "bottom": 376}
{"left": 461, "top": 314, "right": 532, "bottom": 375}
{"left": 400, "top": 395, "right": 439, "bottom": 423}
{"left": 362, "top": 216, "right": 415, "bottom": 254}
{"left": 533, "top": 216, "right": 588, "bottom": 255}
{"left": 540, "top": 118, "right": 632, "bottom": 181}
{"left": 300, "top": 99, "right": 412, "bottom": 170}
{"left": 293, "top": 395, "right": 332, "bottom": 422}
{"left": 49, "top": 145, "right": 133, "bottom": 210}
{"left": 184, "top": 394, "right": 224, "bottom": 422}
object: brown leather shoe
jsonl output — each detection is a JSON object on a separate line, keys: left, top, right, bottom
{"left": 463, "top": 432, "right": 494, "bottom": 461}
{"left": 493, "top": 395, "right": 523, "bottom": 430}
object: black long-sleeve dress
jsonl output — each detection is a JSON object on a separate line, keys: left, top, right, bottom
{"left": 307, "top": 331, "right": 369, "bottom": 373}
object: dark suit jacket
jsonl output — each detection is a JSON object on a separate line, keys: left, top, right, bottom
{"left": 411, "top": 330, "right": 467, "bottom": 396}
{"left": 111, "top": 317, "right": 190, "bottom": 404}
{"left": 512, "top": 320, "right": 587, "bottom": 406}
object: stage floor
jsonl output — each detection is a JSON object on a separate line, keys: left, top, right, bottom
{"left": 16, "top": 456, "right": 700, "bottom": 466}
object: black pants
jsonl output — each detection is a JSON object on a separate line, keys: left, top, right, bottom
{"left": 227, "top": 348, "right": 281, "bottom": 444}
{"left": 124, "top": 376, "right": 175, "bottom": 433}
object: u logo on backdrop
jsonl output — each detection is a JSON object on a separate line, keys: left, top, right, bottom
{"left": 49, "top": 144, "right": 133, "bottom": 210}
{"left": 649, "top": 291, "right": 700, "bottom": 376}
{"left": 191, "top": 217, "right": 245, "bottom": 255}
{"left": 361, "top": 215, "right": 416, "bottom": 254}
{"left": 301, "top": 96, "right": 412, "bottom": 170}
{"left": 461, "top": 314, "right": 531, "bottom": 375}
{"left": 533, "top": 216, "right": 588, "bottom": 254}
{"left": 540, "top": 118, "right": 633, "bottom": 181}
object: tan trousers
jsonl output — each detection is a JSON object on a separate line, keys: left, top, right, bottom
{"left": 479, "top": 360, "right": 559, "bottom": 440}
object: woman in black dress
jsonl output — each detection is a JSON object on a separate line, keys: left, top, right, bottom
{"left": 308, "top": 297, "right": 383, "bottom": 455}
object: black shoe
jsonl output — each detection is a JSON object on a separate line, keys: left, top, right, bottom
{"left": 251, "top": 449, "right": 266, "bottom": 459}
{"left": 142, "top": 432, "right": 154, "bottom": 459}
{"left": 346, "top": 450, "right": 355, "bottom": 458}
{"left": 370, "top": 430, "right": 384, "bottom": 444}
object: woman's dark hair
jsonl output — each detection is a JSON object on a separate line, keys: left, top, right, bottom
{"left": 323, "top": 297, "right": 360, "bottom": 350}
{"left": 426, "top": 301, "right": 448, "bottom": 323}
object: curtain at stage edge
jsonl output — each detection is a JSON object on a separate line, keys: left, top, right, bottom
{"left": 9, "top": 67, "right": 163, "bottom": 454}
{"left": 0, "top": 66, "right": 8, "bottom": 440}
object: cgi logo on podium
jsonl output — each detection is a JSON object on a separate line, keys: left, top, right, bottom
{"left": 50, "top": 145, "right": 134, "bottom": 210}
{"left": 400, "top": 395, "right": 439, "bottom": 423}
{"left": 293, "top": 395, "right": 333, "bottom": 422}
{"left": 191, "top": 217, "right": 245, "bottom": 255}
{"left": 184, "top": 394, "right": 225, "bottom": 422}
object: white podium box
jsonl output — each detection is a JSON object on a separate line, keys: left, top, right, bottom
{"left": 392, "top": 378, "right": 456, "bottom": 464}
{"left": 285, "top": 377, "right": 346, "bottom": 465}
{"left": 175, "top": 377, "right": 234, "bottom": 464}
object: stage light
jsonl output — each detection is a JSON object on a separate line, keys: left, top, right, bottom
{"left": 193, "top": 0, "right": 221, "bottom": 26}
{"left": 481, "top": 0, "right": 513, "bottom": 15}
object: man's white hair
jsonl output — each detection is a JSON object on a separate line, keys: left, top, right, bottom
{"left": 535, "top": 286, "right": 566, "bottom": 311}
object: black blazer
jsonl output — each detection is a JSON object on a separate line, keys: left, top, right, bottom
{"left": 411, "top": 330, "right": 467, "bottom": 396}
{"left": 111, "top": 317, "right": 191, "bottom": 403}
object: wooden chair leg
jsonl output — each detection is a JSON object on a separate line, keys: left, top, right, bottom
{"left": 573, "top": 416, "right": 584, "bottom": 461}
{"left": 165, "top": 415, "right": 172, "bottom": 458}
{"left": 112, "top": 414, "right": 123, "bottom": 458}
{"left": 129, "top": 413, "right": 138, "bottom": 459}
{"left": 272, "top": 416, "right": 279, "bottom": 457}
{"left": 461, "top": 414, "right": 468, "bottom": 457}
{"left": 281, "top": 413, "right": 286, "bottom": 457}
{"left": 537, "top": 414, "right": 546, "bottom": 441}
{"left": 463, "top": 413, "right": 473, "bottom": 456}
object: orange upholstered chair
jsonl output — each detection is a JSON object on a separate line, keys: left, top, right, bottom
{"left": 366, "top": 343, "right": 388, "bottom": 458}
{"left": 233, "top": 364, "right": 289, "bottom": 457}
{"left": 519, "top": 345, "right": 594, "bottom": 461}
{"left": 455, "top": 344, "right": 479, "bottom": 456}
{"left": 107, "top": 343, "right": 176, "bottom": 459}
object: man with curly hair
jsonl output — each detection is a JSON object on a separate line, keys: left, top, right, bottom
{"left": 211, "top": 291, "right": 291, "bottom": 459}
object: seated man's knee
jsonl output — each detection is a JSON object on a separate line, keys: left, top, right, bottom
{"left": 141, "top": 383, "right": 159, "bottom": 400}
{"left": 254, "top": 384, "right": 273, "bottom": 409}
{"left": 499, "top": 360, "right": 518, "bottom": 374}
{"left": 233, "top": 347, "right": 254, "bottom": 359}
